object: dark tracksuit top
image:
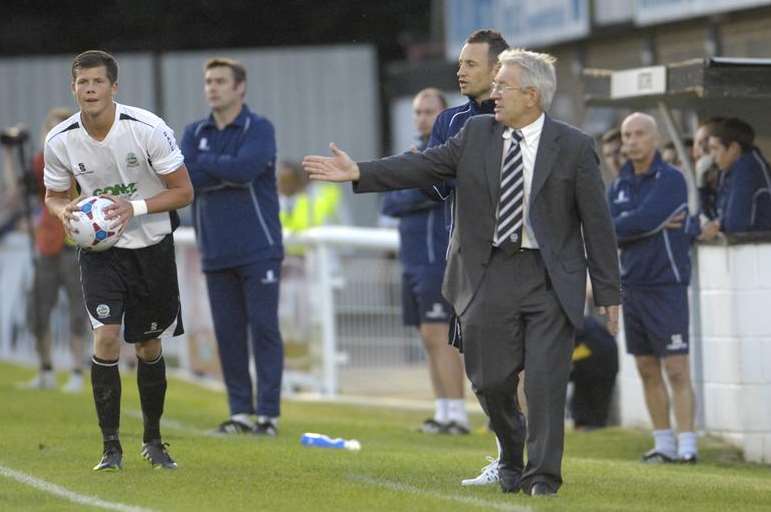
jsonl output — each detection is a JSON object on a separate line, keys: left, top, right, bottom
{"left": 381, "top": 138, "right": 450, "bottom": 268}
{"left": 181, "top": 105, "right": 283, "bottom": 271}
{"left": 716, "top": 148, "right": 771, "bottom": 234}
{"left": 608, "top": 153, "right": 692, "bottom": 288}
{"left": 425, "top": 98, "right": 496, "bottom": 203}
{"left": 181, "top": 105, "right": 283, "bottom": 418}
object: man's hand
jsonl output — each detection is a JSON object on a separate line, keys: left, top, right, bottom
{"left": 698, "top": 219, "right": 721, "bottom": 241}
{"left": 598, "top": 305, "right": 620, "bottom": 336}
{"left": 101, "top": 196, "right": 133, "bottom": 231}
{"left": 303, "top": 143, "right": 360, "bottom": 182}
{"left": 56, "top": 197, "right": 83, "bottom": 237}
{"left": 664, "top": 211, "right": 687, "bottom": 229}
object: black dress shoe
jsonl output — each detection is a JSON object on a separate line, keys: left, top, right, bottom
{"left": 498, "top": 468, "right": 522, "bottom": 494}
{"left": 529, "top": 482, "right": 557, "bottom": 497}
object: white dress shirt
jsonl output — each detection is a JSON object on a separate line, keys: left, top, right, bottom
{"left": 500, "top": 113, "right": 545, "bottom": 249}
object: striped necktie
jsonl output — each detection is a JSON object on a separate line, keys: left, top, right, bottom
{"left": 494, "top": 129, "right": 525, "bottom": 250}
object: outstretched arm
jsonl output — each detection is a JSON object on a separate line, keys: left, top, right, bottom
{"left": 303, "top": 143, "right": 360, "bottom": 183}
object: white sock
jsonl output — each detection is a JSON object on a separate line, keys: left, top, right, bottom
{"left": 434, "top": 399, "right": 449, "bottom": 424}
{"left": 677, "top": 432, "right": 698, "bottom": 457}
{"left": 231, "top": 413, "right": 254, "bottom": 427}
{"left": 653, "top": 429, "right": 677, "bottom": 458}
{"left": 446, "top": 399, "right": 468, "bottom": 426}
{"left": 256, "top": 415, "right": 278, "bottom": 426}
{"left": 495, "top": 435, "right": 502, "bottom": 461}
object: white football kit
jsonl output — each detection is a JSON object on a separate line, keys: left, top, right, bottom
{"left": 44, "top": 102, "right": 184, "bottom": 249}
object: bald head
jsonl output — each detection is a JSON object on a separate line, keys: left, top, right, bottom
{"left": 413, "top": 88, "right": 446, "bottom": 140}
{"left": 621, "top": 112, "right": 659, "bottom": 172}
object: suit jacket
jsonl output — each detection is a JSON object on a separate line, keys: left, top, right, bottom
{"left": 355, "top": 114, "right": 620, "bottom": 328}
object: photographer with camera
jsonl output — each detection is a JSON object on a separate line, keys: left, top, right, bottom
{"left": 4, "top": 109, "right": 89, "bottom": 391}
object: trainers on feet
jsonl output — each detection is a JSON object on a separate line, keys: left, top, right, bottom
{"left": 641, "top": 449, "right": 675, "bottom": 464}
{"left": 141, "top": 440, "right": 177, "bottom": 469}
{"left": 254, "top": 420, "right": 278, "bottom": 436}
{"left": 444, "top": 421, "right": 470, "bottom": 435}
{"left": 679, "top": 453, "right": 698, "bottom": 464}
{"left": 17, "top": 371, "right": 56, "bottom": 390}
{"left": 213, "top": 418, "right": 254, "bottom": 435}
{"left": 93, "top": 446, "right": 123, "bottom": 471}
{"left": 419, "top": 418, "right": 446, "bottom": 434}
{"left": 61, "top": 372, "right": 84, "bottom": 393}
{"left": 461, "top": 456, "right": 499, "bottom": 486}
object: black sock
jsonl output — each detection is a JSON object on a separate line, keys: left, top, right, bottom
{"left": 91, "top": 356, "right": 122, "bottom": 452}
{"left": 137, "top": 353, "right": 166, "bottom": 443}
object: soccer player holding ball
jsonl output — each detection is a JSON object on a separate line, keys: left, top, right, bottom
{"left": 44, "top": 50, "right": 194, "bottom": 471}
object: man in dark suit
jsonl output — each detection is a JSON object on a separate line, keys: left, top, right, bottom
{"left": 304, "top": 49, "right": 621, "bottom": 497}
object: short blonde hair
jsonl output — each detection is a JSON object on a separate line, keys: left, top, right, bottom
{"left": 498, "top": 49, "right": 557, "bottom": 111}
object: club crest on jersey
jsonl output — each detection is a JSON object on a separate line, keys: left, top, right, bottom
{"left": 126, "top": 152, "right": 140, "bottom": 167}
{"left": 198, "top": 138, "right": 210, "bottom": 151}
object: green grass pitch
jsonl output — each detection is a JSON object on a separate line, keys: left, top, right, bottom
{"left": 1, "top": 361, "right": 769, "bottom": 511}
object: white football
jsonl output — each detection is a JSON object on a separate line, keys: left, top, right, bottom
{"left": 68, "top": 196, "right": 121, "bottom": 252}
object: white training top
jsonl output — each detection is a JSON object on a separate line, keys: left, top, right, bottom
{"left": 44, "top": 102, "right": 184, "bottom": 249}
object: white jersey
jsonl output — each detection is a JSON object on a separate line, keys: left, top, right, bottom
{"left": 44, "top": 102, "right": 184, "bottom": 249}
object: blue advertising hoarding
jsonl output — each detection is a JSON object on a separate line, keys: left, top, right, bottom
{"left": 445, "top": 0, "right": 590, "bottom": 59}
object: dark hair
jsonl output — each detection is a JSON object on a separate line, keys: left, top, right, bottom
{"left": 601, "top": 127, "right": 621, "bottom": 145}
{"left": 664, "top": 137, "right": 693, "bottom": 150}
{"left": 72, "top": 50, "right": 118, "bottom": 83}
{"left": 416, "top": 87, "right": 448, "bottom": 109}
{"left": 466, "top": 29, "right": 510, "bottom": 64}
{"left": 698, "top": 116, "right": 725, "bottom": 137}
{"left": 205, "top": 57, "right": 247, "bottom": 84}
{"left": 712, "top": 118, "right": 755, "bottom": 152}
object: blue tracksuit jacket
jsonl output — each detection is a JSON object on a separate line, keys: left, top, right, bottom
{"left": 181, "top": 105, "right": 283, "bottom": 272}
{"left": 425, "top": 98, "right": 496, "bottom": 202}
{"left": 608, "top": 153, "right": 692, "bottom": 287}
{"left": 381, "top": 138, "right": 450, "bottom": 267}
{"left": 716, "top": 148, "right": 771, "bottom": 233}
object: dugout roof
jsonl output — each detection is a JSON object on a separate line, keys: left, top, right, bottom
{"left": 583, "top": 57, "right": 771, "bottom": 125}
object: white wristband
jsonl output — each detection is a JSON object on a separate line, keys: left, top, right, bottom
{"left": 130, "top": 200, "right": 148, "bottom": 217}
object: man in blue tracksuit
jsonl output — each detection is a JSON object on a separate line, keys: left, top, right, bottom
{"left": 609, "top": 113, "right": 697, "bottom": 464}
{"left": 181, "top": 58, "right": 284, "bottom": 436}
{"left": 419, "top": 29, "right": 510, "bottom": 486}
{"left": 700, "top": 117, "right": 771, "bottom": 239}
{"left": 382, "top": 88, "right": 469, "bottom": 435}
{"left": 424, "top": 29, "right": 507, "bottom": 205}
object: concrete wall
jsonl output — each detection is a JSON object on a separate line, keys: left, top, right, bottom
{"left": 697, "top": 243, "right": 771, "bottom": 462}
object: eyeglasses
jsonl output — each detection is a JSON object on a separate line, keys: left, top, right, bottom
{"left": 490, "top": 81, "right": 527, "bottom": 95}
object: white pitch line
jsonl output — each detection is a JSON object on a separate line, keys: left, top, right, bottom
{"left": 121, "top": 412, "right": 531, "bottom": 511}
{"left": 0, "top": 463, "right": 156, "bottom": 512}
{"left": 350, "top": 475, "right": 533, "bottom": 512}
